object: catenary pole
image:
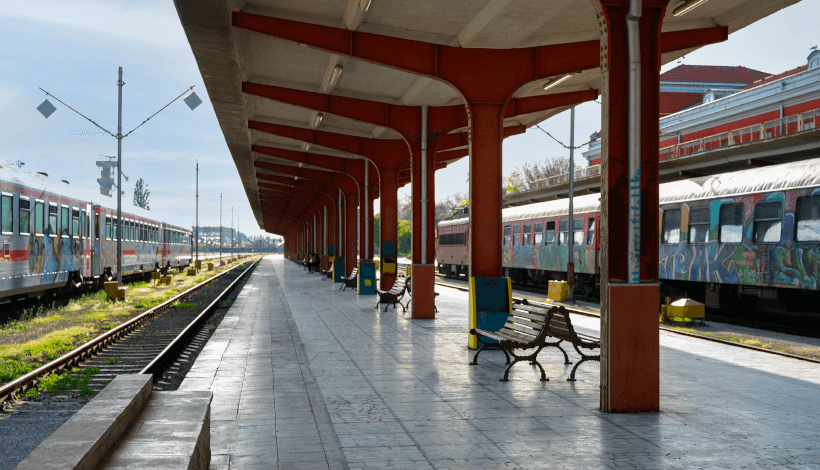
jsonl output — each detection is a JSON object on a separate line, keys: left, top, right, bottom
{"left": 195, "top": 160, "right": 199, "bottom": 269}
{"left": 116, "top": 67, "right": 124, "bottom": 285}
{"left": 219, "top": 194, "right": 222, "bottom": 264}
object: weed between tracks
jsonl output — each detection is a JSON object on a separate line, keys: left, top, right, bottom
{"left": 0, "top": 258, "right": 252, "bottom": 384}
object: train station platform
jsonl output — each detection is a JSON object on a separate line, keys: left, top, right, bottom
{"left": 181, "top": 255, "right": 820, "bottom": 470}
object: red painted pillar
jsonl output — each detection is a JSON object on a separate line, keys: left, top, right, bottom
{"left": 596, "top": 0, "right": 667, "bottom": 413}
{"left": 316, "top": 207, "right": 324, "bottom": 266}
{"left": 345, "top": 192, "right": 358, "bottom": 276}
{"left": 467, "top": 104, "right": 505, "bottom": 280}
{"left": 326, "top": 199, "right": 336, "bottom": 270}
{"left": 380, "top": 169, "right": 398, "bottom": 290}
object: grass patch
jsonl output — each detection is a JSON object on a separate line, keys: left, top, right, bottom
{"left": 172, "top": 302, "right": 199, "bottom": 309}
{"left": 39, "top": 367, "right": 100, "bottom": 396}
{"left": 0, "top": 359, "right": 38, "bottom": 382}
{"left": 104, "top": 356, "right": 118, "bottom": 365}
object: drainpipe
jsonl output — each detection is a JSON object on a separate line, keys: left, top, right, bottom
{"left": 339, "top": 189, "right": 343, "bottom": 258}
{"left": 364, "top": 161, "right": 369, "bottom": 260}
{"left": 568, "top": 106, "right": 575, "bottom": 301}
{"left": 421, "top": 105, "right": 428, "bottom": 264}
{"left": 627, "top": 0, "right": 642, "bottom": 284}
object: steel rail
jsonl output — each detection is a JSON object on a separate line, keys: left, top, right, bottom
{"left": 0, "top": 256, "right": 256, "bottom": 404}
{"left": 141, "top": 259, "right": 258, "bottom": 377}
{"left": 425, "top": 270, "right": 820, "bottom": 366}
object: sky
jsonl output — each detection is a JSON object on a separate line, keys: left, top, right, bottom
{"left": 1, "top": 1, "right": 819, "bottom": 238}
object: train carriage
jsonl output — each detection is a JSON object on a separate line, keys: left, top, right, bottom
{"left": 0, "top": 162, "right": 192, "bottom": 302}
{"left": 437, "top": 157, "right": 820, "bottom": 313}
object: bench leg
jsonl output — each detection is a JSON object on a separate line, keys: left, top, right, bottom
{"left": 568, "top": 344, "right": 600, "bottom": 381}
{"left": 502, "top": 346, "right": 548, "bottom": 382}
{"left": 543, "top": 340, "right": 572, "bottom": 364}
{"left": 470, "top": 339, "right": 510, "bottom": 365}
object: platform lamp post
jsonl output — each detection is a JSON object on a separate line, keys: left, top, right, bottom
{"left": 37, "top": 67, "right": 200, "bottom": 285}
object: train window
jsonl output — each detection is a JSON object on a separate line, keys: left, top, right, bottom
{"left": 503, "top": 225, "right": 510, "bottom": 246}
{"left": 19, "top": 198, "right": 30, "bottom": 235}
{"left": 574, "top": 219, "right": 584, "bottom": 246}
{"left": 61, "top": 206, "right": 69, "bottom": 237}
{"left": 512, "top": 224, "right": 520, "bottom": 246}
{"left": 522, "top": 223, "right": 531, "bottom": 245}
{"left": 1, "top": 194, "right": 12, "bottom": 234}
{"left": 689, "top": 208, "right": 709, "bottom": 244}
{"left": 662, "top": 210, "right": 681, "bottom": 244}
{"left": 719, "top": 204, "right": 743, "bottom": 243}
{"left": 48, "top": 204, "right": 58, "bottom": 237}
{"left": 81, "top": 210, "right": 86, "bottom": 238}
{"left": 35, "top": 201, "right": 44, "bottom": 235}
{"left": 105, "top": 216, "right": 111, "bottom": 240}
{"left": 72, "top": 209, "right": 80, "bottom": 238}
{"left": 534, "top": 222, "right": 543, "bottom": 245}
{"left": 753, "top": 202, "right": 781, "bottom": 243}
{"left": 586, "top": 218, "right": 596, "bottom": 246}
{"left": 559, "top": 220, "right": 568, "bottom": 246}
{"left": 545, "top": 221, "right": 555, "bottom": 245}
{"left": 796, "top": 196, "right": 820, "bottom": 241}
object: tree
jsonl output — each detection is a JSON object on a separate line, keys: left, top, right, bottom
{"left": 133, "top": 178, "right": 150, "bottom": 210}
{"left": 397, "top": 220, "right": 411, "bottom": 257}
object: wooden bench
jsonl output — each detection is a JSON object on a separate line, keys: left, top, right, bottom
{"left": 543, "top": 305, "right": 600, "bottom": 381}
{"left": 401, "top": 276, "right": 439, "bottom": 312}
{"left": 469, "top": 300, "right": 559, "bottom": 381}
{"left": 320, "top": 269, "right": 333, "bottom": 281}
{"left": 340, "top": 267, "right": 358, "bottom": 291}
{"left": 375, "top": 277, "right": 409, "bottom": 312}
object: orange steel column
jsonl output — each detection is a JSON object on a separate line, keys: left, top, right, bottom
{"left": 380, "top": 169, "right": 398, "bottom": 290}
{"left": 597, "top": 0, "right": 669, "bottom": 413}
{"left": 345, "top": 193, "right": 358, "bottom": 276}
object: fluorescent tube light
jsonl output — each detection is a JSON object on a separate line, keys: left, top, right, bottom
{"left": 305, "top": 143, "right": 311, "bottom": 152}
{"left": 329, "top": 65, "right": 343, "bottom": 87}
{"left": 543, "top": 74, "right": 572, "bottom": 91}
{"left": 673, "top": 0, "right": 709, "bottom": 17}
{"left": 358, "top": 0, "right": 372, "bottom": 11}
{"left": 313, "top": 113, "right": 323, "bottom": 128}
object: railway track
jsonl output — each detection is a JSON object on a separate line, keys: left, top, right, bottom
{"left": 0, "top": 257, "right": 259, "bottom": 404}
{"left": 406, "top": 267, "right": 820, "bottom": 365}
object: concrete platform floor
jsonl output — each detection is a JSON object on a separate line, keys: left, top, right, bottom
{"left": 182, "top": 255, "right": 820, "bottom": 470}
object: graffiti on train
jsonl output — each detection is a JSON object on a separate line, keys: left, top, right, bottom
{"left": 659, "top": 190, "right": 820, "bottom": 289}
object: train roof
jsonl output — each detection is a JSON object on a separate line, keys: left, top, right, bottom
{"left": 0, "top": 162, "right": 158, "bottom": 223}
{"left": 659, "top": 157, "right": 820, "bottom": 204}
{"left": 437, "top": 157, "right": 820, "bottom": 227}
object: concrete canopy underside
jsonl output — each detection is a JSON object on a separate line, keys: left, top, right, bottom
{"left": 173, "top": 0, "right": 801, "bottom": 233}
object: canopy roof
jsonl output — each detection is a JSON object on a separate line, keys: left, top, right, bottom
{"left": 173, "top": 0, "right": 800, "bottom": 234}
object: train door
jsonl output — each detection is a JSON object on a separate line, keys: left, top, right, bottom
{"left": 160, "top": 223, "right": 167, "bottom": 267}
{"left": 82, "top": 203, "right": 92, "bottom": 278}
{"left": 91, "top": 206, "right": 102, "bottom": 277}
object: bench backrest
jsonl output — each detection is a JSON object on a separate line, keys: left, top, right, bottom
{"left": 545, "top": 306, "right": 578, "bottom": 343}
{"left": 389, "top": 277, "right": 407, "bottom": 293}
{"left": 348, "top": 268, "right": 358, "bottom": 278}
{"left": 503, "top": 301, "right": 556, "bottom": 345}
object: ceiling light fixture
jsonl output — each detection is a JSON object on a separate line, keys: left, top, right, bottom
{"left": 329, "top": 65, "right": 344, "bottom": 87}
{"left": 304, "top": 143, "right": 311, "bottom": 152}
{"left": 673, "top": 0, "right": 709, "bottom": 17}
{"left": 313, "top": 113, "right": 323, "bottom": 128}
{"left": 358, "top": 0, "right": 372, "bottom": 11}
{"left": 543, "top": 74, "right": 572, "bottom": 91}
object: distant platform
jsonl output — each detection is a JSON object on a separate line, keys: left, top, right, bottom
{"left": 180, "top": 255, "right": 820, "bottom": 470}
